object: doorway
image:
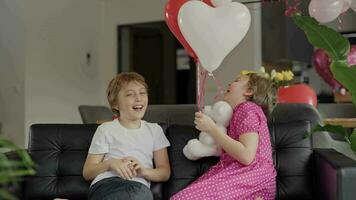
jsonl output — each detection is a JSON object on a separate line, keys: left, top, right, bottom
{"left": 118, "top": 21, "right": 196, "bottom": 104}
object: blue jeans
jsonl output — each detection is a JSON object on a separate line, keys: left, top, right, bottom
{"left": 88, "top": 177, "right": 153, "bottom": 200}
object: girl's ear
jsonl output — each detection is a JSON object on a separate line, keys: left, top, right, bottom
{"left": 243, "top": 88, "right": 254, "bottom": 98}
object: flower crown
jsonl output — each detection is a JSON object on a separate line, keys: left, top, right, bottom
{"left": 240, "top": 67, "right": 294, "bottom": 87}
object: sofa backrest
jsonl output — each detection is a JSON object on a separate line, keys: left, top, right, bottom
{"left": 78, "top": 105, "right": 113, "bottom": 124}
{"left": 144, "top": 104, "right": 197, "bottom": 126}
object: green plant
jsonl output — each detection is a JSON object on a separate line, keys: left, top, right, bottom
{"left": 291, "top": 14, "right": 356, "bottom": 154}
{"left": 0, "top": 137, "right": 35, "bottom": 200}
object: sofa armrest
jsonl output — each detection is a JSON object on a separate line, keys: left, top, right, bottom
{"left": 314, "top": 148, "right": 356, "bottom": 200}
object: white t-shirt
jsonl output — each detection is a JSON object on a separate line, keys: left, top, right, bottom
{"left": 88, "top": 119, "right": 170, "bottom": 188}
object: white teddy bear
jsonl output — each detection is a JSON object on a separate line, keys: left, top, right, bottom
{"left": 183, "top": 101, "right": 233, "bottom": 160}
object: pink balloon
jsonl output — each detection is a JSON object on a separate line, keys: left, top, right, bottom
{"left": 348, "top": 45, "right": 356, "bottom": 66}
{"left": 312, "top": 49, "right": 343, "bottom": 91}
{"left": 308, "top": 0, "right": 344, "bottom": 23}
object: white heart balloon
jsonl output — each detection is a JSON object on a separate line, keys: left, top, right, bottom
{"left": 178, "top": 1, "right": 251, "bottom": 72}
{"left": 211, "top": 0, "right": 232, "bottom": 7}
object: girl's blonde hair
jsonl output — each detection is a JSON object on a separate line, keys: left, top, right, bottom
{"left": 107, "top": 72, "right": 148, "bottom": 115}
{"left": 246, "top": 73, "right": 276, "bottom": 115}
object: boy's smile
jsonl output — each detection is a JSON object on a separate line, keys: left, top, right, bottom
{"left": 115, "top": 81, "right": 148, "bottom": 128}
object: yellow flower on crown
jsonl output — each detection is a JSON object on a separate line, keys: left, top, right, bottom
{"left": 240, "top": 67, "right": 269, "bottom": 78}
{"left": 240, "top": 70, "right": 256, "bottom": 75}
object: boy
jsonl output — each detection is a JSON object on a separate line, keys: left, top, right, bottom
{"left": 83, "top": 72, "right": 170, "bottom": 200}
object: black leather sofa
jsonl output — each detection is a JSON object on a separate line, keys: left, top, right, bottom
{"left": 18, "top": 104, "right": 356, "bottom": 200}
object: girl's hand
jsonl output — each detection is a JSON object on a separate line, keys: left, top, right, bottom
{"left": 123, "top": 156, "right": 148, "bottom": 178}
{"left": 108, "top": 158, "right": 136, "bottom": 179}
{"left": 194, "top": 112, "right": 216, "bottom": 133}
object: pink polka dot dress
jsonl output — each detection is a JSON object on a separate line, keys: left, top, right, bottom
{"left": 170, "top": 101, "right": 276, "bottom": 200}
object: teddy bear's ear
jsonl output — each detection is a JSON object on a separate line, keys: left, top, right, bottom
{"left": 211, "top": 101, "right": 233, "bottom": 127}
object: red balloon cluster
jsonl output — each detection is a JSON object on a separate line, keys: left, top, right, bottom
{"left": 164, "top": 0, "right": 197, "bottom": 59}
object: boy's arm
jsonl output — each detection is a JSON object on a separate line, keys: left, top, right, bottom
{"left": 147, "top": 148, "right": 171, "bottom": 181}
{"left": 83, "top": 154, "right": 136, "bottom": 180}
{"left": 82, "top": 154, "right": 109, "bottom": 180}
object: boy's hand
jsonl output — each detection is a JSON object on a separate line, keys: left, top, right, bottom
{"left": 108, "top": 158, "right": 136, "bottom": 179}
{"left": 194, "top": 112, "right": 216, "bottom": 133}
{"left": 123, "top": 156, "right": 148, "bottom": 178}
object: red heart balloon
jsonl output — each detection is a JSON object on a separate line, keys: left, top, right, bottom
{"left": 312, "top": 48, "right": 343, "bottom": 91}
{"left": 164, "top": 0, "right": 197, "bottom": 59}
{"left": 277, "top": 84, "right": 318, "bottom": 107}
{"left": 202, "top": 0, "right": 214, "bottom": 7}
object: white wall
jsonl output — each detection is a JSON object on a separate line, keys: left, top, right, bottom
{"left": 0, "top": 0, "right": 25, "bottom": 146}
{"left": 1, "top": 0, "right": 106, "bottom": 147}
{"left": 23, "top": 0, "right": 105, "bottom": 145}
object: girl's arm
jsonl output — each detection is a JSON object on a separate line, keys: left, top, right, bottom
{"left": 83, "top": 154, "right": 135, "bottom": 180}
{"left": 195, "top": 112, "right": 259, "bottom": 165}
{"left": 210, "top": 126, "right": 258, "bottom": 165}
{"left": 128, "top": 148, "right": 171, "bottom": 182}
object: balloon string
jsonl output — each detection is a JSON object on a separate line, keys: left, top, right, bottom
{"left": 210, "top": 73, "right": 225, "bottom": 101}
{"left": 200, "top": 66, "right": 208, "bottom": 111}
{"left": 196, "top": 62, "right": 208, "bottom": 111}
{"left": 196, "top": 62, "right": 201, "bottom": 111}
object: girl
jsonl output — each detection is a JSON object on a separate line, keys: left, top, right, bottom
{"left": 83, "top": 72, "right": 171, "bottom": 200}
{"left": 170, "top": 73, "right": 276, "bottom": 200}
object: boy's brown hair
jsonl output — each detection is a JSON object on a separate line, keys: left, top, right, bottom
{"left": 246, "top": 73, "right": 276, "bottom": 115}
{"left": 107, "top": 72, "right": 148, "bottom": 115}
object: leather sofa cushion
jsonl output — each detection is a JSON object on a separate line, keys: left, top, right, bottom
{"left": 26, "top": 124, "right": 98, "bottom": 199}
{"left": 26, "top": 124, "right": 165, "bottom": 200}
{"left": 165, "top": 125, "right": 219, "bottom": 197}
